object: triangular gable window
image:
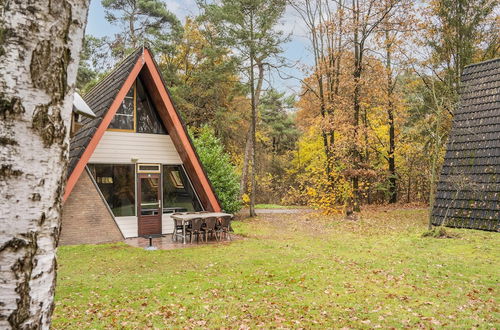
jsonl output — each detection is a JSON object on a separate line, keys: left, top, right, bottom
{"left": 108, "top": 78, "right": 167, "bottom": 134}
{"left": 109, "top": 87, "right": 134, "bottom": 131}
{"left": 136, "top": 79, "right": 166, "bottom": 134}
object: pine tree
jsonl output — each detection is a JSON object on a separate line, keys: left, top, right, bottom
{"left": 199, "top": 0, "right": 287, "bottom": 217}
{"left": 101, "top": 0, "right": 182, "bottom": 58}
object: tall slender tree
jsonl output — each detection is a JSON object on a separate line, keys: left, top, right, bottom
{"left": 376, "top": 0, "right": 415, "bottom": 203}
{"left": 290, "top": 0, "right": 346, "bottom": 184}
{"left": 199, "top": 0, "right": 287, "bottom": 216}
{"left": 0, "top": 0, "right": 89, "bottom": 327}
{"left": 348, "top": 0, "right": 400, "bottom": 212}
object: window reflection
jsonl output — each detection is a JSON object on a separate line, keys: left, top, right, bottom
{"left": 88, "top": 164, "right": 202, "bottom": 217}
{"left": 136, "top": 79, "right": 167, "bottom": 134}
{"left": 140, "top": 177, "right": 160, "bottom": 215}
{"left": 109, "top": 86, "right": 134, "bottom": 130}
{"left": 88, "top": 164, "right": 135, "bottom": 216}
{"left": 107, "top": 79, "right": 167, "bottom": 134}
{"left": 162, "top": 165, "right": 202, "bottom": 213}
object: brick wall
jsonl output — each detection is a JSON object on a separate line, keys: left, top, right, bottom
{"left": 60, "top": 169, "right": 124, "bottom": 245}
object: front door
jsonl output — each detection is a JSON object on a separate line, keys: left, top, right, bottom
{"left": 137, "top": 173, "right": 162, "bottom": 236}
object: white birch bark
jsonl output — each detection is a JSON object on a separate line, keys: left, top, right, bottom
{"left": 0, "top": 0, "right": 89, "bottom": 328}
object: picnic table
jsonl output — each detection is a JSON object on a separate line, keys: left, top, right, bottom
{"left": 171, "top": 212, "right": 233, "bottom": 244}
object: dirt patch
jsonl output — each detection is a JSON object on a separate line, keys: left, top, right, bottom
{"left": 422, "top": 227, "right": 461, "bottom": 239}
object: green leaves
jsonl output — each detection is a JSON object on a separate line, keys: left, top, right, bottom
{"left": 198, "top": 0, "right": 288, "bottom": 64}
{"left": 101, "top": 0, "right": 181, "bottom": 57}
{"left": 191, "top": 126, "right": 242, "bottom": 213}
{"left": 260, "top": 89, "right": 299, "bottom": 154}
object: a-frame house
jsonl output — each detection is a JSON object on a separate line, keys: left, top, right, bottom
{"left": 61, "top": 48, "right": 221, "bottom": 245}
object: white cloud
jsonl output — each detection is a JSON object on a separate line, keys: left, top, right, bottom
{"left": 278, "top": 5, "right": 310, "bottom": 45}
{"left": 166, "top": 0, "right": 200, "bottom": 21}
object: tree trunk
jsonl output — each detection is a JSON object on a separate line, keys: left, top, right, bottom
{"left": 388, "top": 107, "right": 397, "bottom": 203}
{"left": 428, "top": 110, "right": 441, "bottom": 230}
{"left": 239, "top": 127, "right": 252, "bottom": 197}
{"left": 242, "top": 54, "right": 264, "bottom": 204}
{"left": 407, "top": 172, "right": 411, "bottom": 203}
{"left": 248, "top": 10, "right": 257, "bottom": 217}
{"left": 385, "top": 29, "right": 397, "bottom": 204}
{"left": 0, "top": 0, "right": 89, "bottom": 328}
{"left": 351, "top": 0, "right": 362, "bottom": 213}
{"left": 240, "top": 56, "right": 265, "bottom": 199}
{"left": 129, "top": 12, "right": 137, "bottom": 49}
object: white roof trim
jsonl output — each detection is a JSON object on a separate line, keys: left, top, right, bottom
{"left": 73, "top": 92, "right": 96, "bottom": 118}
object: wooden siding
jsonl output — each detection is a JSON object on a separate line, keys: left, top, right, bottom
{"left": 116, "top": 214, "right": 174, "bottom": 238}
{"left": 89, "top": 131, "right": 182, "bottom": 164}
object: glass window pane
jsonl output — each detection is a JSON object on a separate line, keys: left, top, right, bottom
{"left": 138, "top": 165, "right": 160, "bottom": 172}
{"left": 109, "top": 86, "right": 134, "bottom": 130}
{"left": 89, "top": 164, "right": 135, "bottom": 217}
{"left": 140, "top": 177, "right": 160, "bottom": 216}
{"left": 136, "top": 79, "right": 167, "bottom": 134}
{"left": 162, "top": 165, "right": 202, "bottom": 213}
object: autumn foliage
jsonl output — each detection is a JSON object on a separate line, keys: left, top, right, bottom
{"left": 77, "top": 0, "right": 500, "bottom": 214}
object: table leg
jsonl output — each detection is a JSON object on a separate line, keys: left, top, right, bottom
{"left": 182, "top": 220, "right": 186, "bottom": 244}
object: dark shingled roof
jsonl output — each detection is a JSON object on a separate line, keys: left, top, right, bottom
{"left": 431, "top": 58, "right": 500, "bottom": 231}
{"left": 68, "top": 48, "right": 143, "bottom": 176}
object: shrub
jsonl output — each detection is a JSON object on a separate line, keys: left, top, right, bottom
{"left": 190, "top": 126, "right": 242, "bottom": 214}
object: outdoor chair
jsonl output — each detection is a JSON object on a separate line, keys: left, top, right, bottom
{"left": 185, "top": 218, "right": 204, "bottom": 243}
{"left": 171, "top": 216, "right": 185, "bottom": 242}
{"left": 203, "top": 216, "right": 218, "bottom": 241}
{"left": 217, "top": 215, "right": 232, "bottom": 241}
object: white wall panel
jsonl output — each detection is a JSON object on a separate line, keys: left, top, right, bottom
{"left": 89, "top": 131, "right": 182, "bottom": 164}
{"left": 162, "top": 214, "right": 174, "bottom": 235}
{"left": 115, "top": 216, "right": 138, "bottom": 238}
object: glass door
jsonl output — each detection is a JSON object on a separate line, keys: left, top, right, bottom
{"left": 137, "top": 173, "right": 162, "bottom": 236}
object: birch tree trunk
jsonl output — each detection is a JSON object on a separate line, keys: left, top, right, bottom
{"left": 0, "top": 0, "right": 89, "bottom": 328}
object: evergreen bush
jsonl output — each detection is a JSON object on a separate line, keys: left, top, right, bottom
{"left": 191, "top": 126, "right": 242, "bottom": 214}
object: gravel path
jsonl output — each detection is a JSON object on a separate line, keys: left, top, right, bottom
{"left": 239, "top": 208, "right": 314, "bottom": 215}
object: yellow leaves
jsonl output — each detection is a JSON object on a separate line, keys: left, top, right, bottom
{"left": 242, "top": 193, "right": 250, "bottom": 205}
{"left": 256, "top": 130, "right": 270, "bottom": 145}
{"left": 306, "top": 187, "right": 317, "bottom": 197}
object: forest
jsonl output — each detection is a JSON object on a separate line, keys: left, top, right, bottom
{"left": 79, "top": 0, "right": 499, "bottom": 215}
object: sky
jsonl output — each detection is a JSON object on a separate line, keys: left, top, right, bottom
{"left": 85, "top": 0, "right": 313, "bottom": 95}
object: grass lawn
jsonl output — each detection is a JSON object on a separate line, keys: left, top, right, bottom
{"left": 54, "top": 208, "right": 499, "bottom": 328}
